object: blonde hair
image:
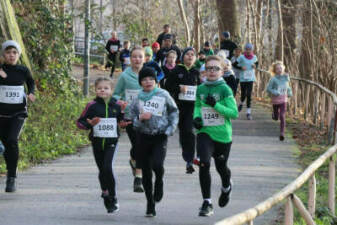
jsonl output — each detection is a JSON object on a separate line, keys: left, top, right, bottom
{"left": 216, "top": 50, "right": 227, "bottom": 61}
{"left": 95, "top": 77, "right": 113, "bottom": 89}
{"left": 130, "top": 45, "right": 144, "bottom": 56}
{"left": 269, "top": 61, "right": 285, "bottom": 76}
{"left": 223, "top": 58, "right": 232, "bottom": 70}
{"left": 205, "top": 55, "right": 225, "bottom": 69}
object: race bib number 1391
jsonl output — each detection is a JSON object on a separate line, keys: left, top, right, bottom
{"left": 0, "top": 85, "right": 24, "bottom": 104}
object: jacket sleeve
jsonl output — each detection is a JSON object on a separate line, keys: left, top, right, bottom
{"left": 113, "top": 74, "right": 125, "bottom": 100}
{"left": 232, "top": 60, "right": 242, "bottom": 70}
{"left": 129, "top": 99, "right": 142, "bottom": 130}
{"left": 76, "top": 102, "right": 94, "bottom": 130}
{"left": 105, "top": 41, "right": 111, "bottom": 53}
{"left": 119, "top": 51, "right": 124, "bottom": 62}
{"left": 266, "top": 78, "right": 279, "bottom": 96}
{"left": 213, "top": 89, "right": 238, "bottom": 119}
{"left": 164, "top": 93, "right": 179, "bottom": 136}
{"left": 165, "top": 69, "right": 180, "bottom": 99}
{"left": 25, "top": 67, "right": 35, "bottom": 94}
{"left": 193, "top": 87, "right": 202, "bottom": 119}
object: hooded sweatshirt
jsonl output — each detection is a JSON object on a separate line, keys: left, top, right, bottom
{"left": 129, "top": 88, "right": 179, "bottom": 136}
{"left": 266, "top": 74, "right": 293, "bottom": 105}
{"left": 113, "top": 67, "right": 142, "bottom": 118}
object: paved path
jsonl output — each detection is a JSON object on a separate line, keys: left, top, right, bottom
{"left": 0, "top": 104, "right": 299, "bottom": 225}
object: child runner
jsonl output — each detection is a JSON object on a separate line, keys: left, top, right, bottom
{"left": 130, "top": 67, "right": 179, "bottom": 217}
{"left": 160, "top": 50, "right": 177, "bottom": 89}
{"left": 203, "top": 41, "right": 214, "bottom": 56}
{"left": 217, "top": 51, "right": 237, "bottom": 95}
{"left": 151, "top": 42, "right": 160, "bottom": 61}
{"left": 231, "top": 47, "right": 242, "bottom": 96}
{"left": 142, "top": 38, "right": 149, "bottom": 48}
{"left": 0, "top": 40, "right": 36, "bottom": 192}
{"left": 77, "top": 77, "right": 123, "bottom": 213}
{"left": 113, "top": 46, "right": 144, "bottom": 193}
{"left": 143, "top": 47, "right": 164, "bottom": 83}
{"left": 266, "top": 61, "right": 292, "bottom": 141}
{"left": 105, "top": 31, "right": 121, "bottom": 78}
{"left": 119, "top": 40, "right": 131, "bottom": 71}
{"left": 194, "top": 50, "right": 206, "bottom": 70}
{"left": 165, "top": 47, "right": 200, "bottom": 174}
{"left": 193, "top": 55, "right": 238, "bottom": 216}
{"left": 237, "top": 43, "right": 258, "bottom": 120}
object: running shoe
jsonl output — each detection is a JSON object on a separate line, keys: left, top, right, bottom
{"left": 218, "top": 181, "right": 232, "bottom": 208}
{"left": 109, "top": 197, "right": 119, "bottom": 213}
{"left": 133, "top": 177, "right": 144, "bottom": 193}
{"left": 186, "top": 164, "right": 195, "bottom": 174}
{"left": 247, "top": 113, "right": 252, "bottom": 120}
{"left": 145, "top": 201, "right": 156, "bottom": 217}
{"left": 198, "top": 200, "right": 214, "bottom": 217}
{"left": 154, "top": 179, "right": 163, "bottom": 202}
{"left": 238, "top": 104, "right": 243, "bottom": 112}
{"left": 279, "top": 135, "right": 285, "bottom": 141}
{"left": 5, "top": 177, "right": 16, "bottom": 193}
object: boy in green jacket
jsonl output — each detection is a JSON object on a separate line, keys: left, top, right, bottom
{"left": 193, "top": 55, "right": 238, "bottom": 217}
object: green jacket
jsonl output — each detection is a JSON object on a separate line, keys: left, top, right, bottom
{"left": 193, "top": 79, "right": 238, "bottom": 143}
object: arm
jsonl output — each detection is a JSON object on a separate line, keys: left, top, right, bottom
{"left": 105, "top": 41, "right": 111, "bottom": 53}
{"left": 266, "top": 78, "right": 279, "bottom": 96}
{"left": 129, "top": 99, "right": 142, "bottom": 129}
{"left": 193, "top": 87, "right": 202, "bottom": 119}
{"left": 165, "top": 93, "right": 179, "bottom": 136}
{"left": 25, "top": 67, "right": 35, "bottom": 94}
{"left": 119, "top": 50, "right": 124, "bottom": 62}
{"left": 76, "top": 102, "right": 94, "bottom": 130}
{"left": 213, "top": 96, "right": 238, "bottom": 119}
{"left": 165, "top": 69, "right": 180, "bottom": 99}
{"left": 232, "top": 61, "right": 242, "bottom": 70}
{"left": 113, "top": 74, "right": 125, "bottom": 100}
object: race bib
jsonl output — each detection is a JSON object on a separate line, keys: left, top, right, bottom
{"left": 224, "top": 50, "right": 230, "bottom": 57}
{"left": 0, "top": 85, "right": 24, "bottom": 104}
{"left": 243, "top": 70, "right": 254, "bottom": 80}
{"left": 124, "top": 57, "right": 130, "bottom": 65}
{"left": 93, "top": 118, "right": 117, "bottom": 138}
{"left": 139, "top": 96, "right": 165, "bottom": 117}
{"left": 278, "top": 86, "right": 287, "bottom": 95}
{"left": 178, "top": 85, "right": 197, "bottom": 101}
{"left": 201, "top": 107, "right": 224, "bottom": 126}
{"left": 110, "top": 45, "right": 118, "bottom": 52}
{"left": 125, "top": 89, "right": 140, "bottom": 104}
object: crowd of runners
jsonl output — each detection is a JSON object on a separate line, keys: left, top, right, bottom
{"left": 0, "top": 23, "right": 292, "bottom": 218}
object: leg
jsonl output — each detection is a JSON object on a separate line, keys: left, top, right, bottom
{"left": 92, "top": 142, "right": 107, "bottom": 192}
{"left": 110, "top": 53, "right": 117, "bottom": 78}
{"left": 126, "top": 123, "right": 141, "bottom": 172}
{"left": 279, "top": 103, "right": 287, "bottom": 138}
{"left": 272, "top": 104, "right": 280, "bottom": 121}
{"left": 240, "top": 82, "right": 247, "bottom": 104}
{"left": 246, "top": 82, "right": 253, "bottom": 109}
{"left": 179, "top": 105, "right": 195, "bottom": 165}
{"left": 152, "top": 135, "right": 167, "bottom": 202}
{"left": 102, "top": 144, "right": 118, "bottom": 197}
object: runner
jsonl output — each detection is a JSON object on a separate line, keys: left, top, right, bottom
{"left": 113, "top": 46, "right": 144, "bottom": 193}
{"left": 129, "top": 67, "right": 179, "bottom": 217}
{"left": 231, "top": 47, "right": 242, "bottom": 96}
{"left": 77, "top": 77, "right": 124, "bottom": 213}
{"left": 156, "top": 24, "right": 171, "bottom": 47}
{"left": 193, "top": 55, "right": 238, "bottom": 216}
{"left": 266, "top": 61, "right": 293, "bottom": 141}
{"left": 220, "top": 31, "right": 238, "bottom": 59}
{"left": 151, "top": 42, "right": 160, "bottom": 61}
{"left": 142, "top": 38, "right": 149, "bottom": 48}
{"left": 160, "top": 50, "right": 177, "bottom": 89}
{"left": 203, "top": 41, "right": 214, "bottom": 56}
{"left": 143, "top": 47, "right": 164, "bottom": 83}
{"left": 0, "top": 40, "right": 36, "bottom": 193}
{"left": 194, "top": 50, "right": 206, "bottom": 70}
{"left": 165, "top": 47, "right": 200, "bottom": 174}
{"left": 237, "top": 43, "right": 258, "bottom": 120}
{"left": 105, "top": 31, "right": 121, "bottom": 78}
{"left": 119, "top": 40, "right": 131, "bottom": 71}
{"left": 155, "top": 34, "right": 181, "bottom": 66}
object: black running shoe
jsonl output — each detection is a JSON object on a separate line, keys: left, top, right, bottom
{"left": 133, "top": 177, "right": 144, "bottom": 193}
{"left": 154, "top": 179, "right": 163, "bottom": 202}
{"left": 238, "top": 104, "right": 243, "bottom": 112}
{"left": 218, "top": 183, "right": 232, "bottom": 208}
{"left": 5, "top": 177, "right": 16, "bottom": 193}
{"left": 198, "top": 201, "right": 214, "bottom": 217}
{"left": 279, "top": 135, "right": 285, "bottom": 141}
{"left": 186, "top": 164, "right": 195, "bottom": 174}
{"left": 109, "top": 197, "right": 119, "bottom": 213}
{"left": 145, "top": 201, "right": 156, "bottom": 217}
{"left": 247, "top": 113, "right": 252, "bottom": 120}
{"left": 101, "top": 193, "right": 112, "bottom": 213}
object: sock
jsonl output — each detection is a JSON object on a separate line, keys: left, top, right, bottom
{"left": 247, "top": 108, "right": 251, "bottom": 114}
{"left": 135, "top": 174, "right": 142, "bottom": 179}
{"left": 204, "top": 198, "right": 212, "bottom": 204}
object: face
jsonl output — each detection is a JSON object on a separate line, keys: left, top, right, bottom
{"left": 131, "top": 49, "right": 144, "bottom": 69}
{"left": 111, "top": 32, "right": 117, "bottom": 38}
{"left": 152, "top": 46, "right": 160, "bottom": 53}
{"left": 164, "top": 26, "right": 170, "bottom": 33}
{"left": 234, "top": 49, "right": 241, "bottom": 56}
{"left": 204, "top": 46, "right": 210, "bottom": 50}
{"left": 183, "top": 50, "right": 196, "bottom": 66}
{"left": 245, "top": 48, "right": 253, "bottom": 54}
{"left": 163, "top": 39, "right": 172, "bottom": 48}
{"left": 223, "top": 63, "right": 229, "bottom": 71}
{"left": 142, "top": 40, "right": 149, "bottom": 47}
{"left": 3, "top": 48, "right": 19, "bottom": 65}
{"left": 124, "top": 42, "right": 130, "bottom": 49}
{"left": 199, "top": 54, "right": 206, "bottom": 60}
{"left": 145, "top": 54, "right": 152, "bottom": 62}
{"left": 274, "top": 64, "right": 283, "bottom": 75}
{"left": 166, "top": 53, "right": 177, "bottom": 64}
{"left": 95, "top": 81, "right": 113, "bottom": 99}
{"left": 205, "top": 60, "right": 223, "bottom": 81}
{"left": 141, "top": 77, "right": 156, "bottom": 92}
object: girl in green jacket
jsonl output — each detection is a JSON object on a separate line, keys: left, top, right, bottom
{"left": 193, "top": 55, "right": 238, "bottom": 217}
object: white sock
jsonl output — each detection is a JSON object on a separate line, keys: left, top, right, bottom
{"left": 135, "top": 174, "right": 142, "bottom": 178}
{"left": 247, "top": 108, "right": 251, "bottom": 114}
{"left": 204, "top": 198, "right": 212, "bottom": 204}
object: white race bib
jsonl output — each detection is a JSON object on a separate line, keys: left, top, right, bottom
{"left": 125, "top": 89, "right": 140, "bottom": 104}
{"left": 243, "top": 70, "right": 254, "bottom": 80}
{"left": 93, "top": 118, "right": 117, "bottom": 138}
{"left": 110, "top": 45, "right": 118, "bottom": 52}
{"left": 124, "top": 57, "right": 130, "bottom": 65}
{"left": 201, "top": 107, "right": 224, "bottom": 126}
{"left": 0, "top": 85, "right": 24, "bottom": 104}
{"left": 178, "top": 85, "right": 197, "bottom": 101}
{"left": 278, "top": 86, "right": 287, "bottom": 95}
{"left": 224, "top": 50, "right": 230, "bottom": 57}
{"left": 139, "top": 96, "right": 165, "bottom": 117}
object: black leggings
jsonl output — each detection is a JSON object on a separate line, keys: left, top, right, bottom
{"left": 92, "top": 142, "right": 118, "bottom": 197}
{"left": 126, "top": 123, "right": 140, "bottom": 169}
{"left": 178, "top": 104, "right": 195, "bottom": 164}
{"left": 197, "top": 133, "right": 232, "bottom": 199}
{"left": 137, "top": 133, "right": 167, "bottom": 203}
{"left": 107, "top": 53, "right": 117, "bottom": 77}
{"left": 0, "top": 116, "right": 25, "bottom": 178}
{"left": 240, "top": 81, "right": 253, "bottom": 108}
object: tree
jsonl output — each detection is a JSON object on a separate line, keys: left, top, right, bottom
{"left": 216, "top": 0, "right": 240, "bottom": 39}
{"left": 177, "top": 0, "right": 191, "bottom": 46}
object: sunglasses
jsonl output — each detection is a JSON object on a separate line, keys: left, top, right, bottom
{"left": 205, "top": 66, "right": 221, "bottom": 72}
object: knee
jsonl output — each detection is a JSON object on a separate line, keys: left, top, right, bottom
{"left": 199, "top": 161, "right": 210, "bottom": 171}
{"left": 5, "top": 140, "right": 18, "bottom": 151}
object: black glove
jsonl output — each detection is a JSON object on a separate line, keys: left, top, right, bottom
{"left": 205, "top": 95, "right": 216, "bottom": 107}
{"left": 193, "top": 117, "right": 203, "bottom": 130}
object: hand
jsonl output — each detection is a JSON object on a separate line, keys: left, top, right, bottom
{"left": 193, "top": 117, "right": 203, "bottom": 130}
{"left": 139, "top": 112, "right": 152, "bottom": 121}
{"left": 242, "top": 66, "right": 247, "bottom": 71}
{"left": 28, "top": 93, "right": 36, "bottom": 102}
{"left": 87, "top": 117, "right": 101, "bottom": 126}
{"left": 205, "top": 95, "right": 216, "bottom": 107}
{"left": 119, "top": 120, "right": 132, "bottom": 128}
{"left": 180, "top": 85, "right": 187, "bottom": 94}
{"left": 0, "top": 69, "right": 7, "bottom": 78}
{"left": 117, "top": 100, "right": 128, "bottom": 111}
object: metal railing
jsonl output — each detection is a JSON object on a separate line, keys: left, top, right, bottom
{"left": 215, "top": 69, "right": 337, "bottom": 225}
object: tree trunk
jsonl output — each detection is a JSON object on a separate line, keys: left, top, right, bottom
{"left": 275, "top": 0, "right": 284, "bottom": 61}
{"left": 192, "top": 0, "right": 201, "bottom": 51}
{"left": 83, "top": 0, "right": 90, "bottom": 96}
{"left": 282, "top": 0, "right": 297, "bottom": 67}
{"left": 177, "top": 0, "right": 191, "bottom": 46}
{"left": 216, "top": 0, "right": 241, "bottom": 40}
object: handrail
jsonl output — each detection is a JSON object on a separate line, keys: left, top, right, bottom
{"left": 215, "top": 69, "right": 337, "bottom": 225}
{"left": 215, "top": 144, "right": 337, "bottom": 225}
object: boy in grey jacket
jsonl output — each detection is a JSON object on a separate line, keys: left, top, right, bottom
{"left": 130, "top": 67, "right": 179, "bottom": 217}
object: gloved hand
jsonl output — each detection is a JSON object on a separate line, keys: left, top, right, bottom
{"left": 193, "top": 117, "right": 203, "bottom": 130}
{"left": 205, "top": 95, "right": 216, "bottom": 107}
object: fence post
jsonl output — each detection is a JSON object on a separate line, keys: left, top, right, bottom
{"left": 284, "top": 197, "right": 294, "bottom": 225}
{"left": 308, "top": 174, "right": 316, "bottom": 217}
{"left": 328, "top": 156, "right": 336, "bottom": 216}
